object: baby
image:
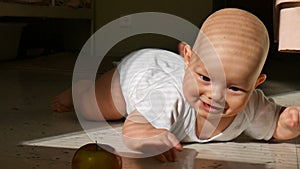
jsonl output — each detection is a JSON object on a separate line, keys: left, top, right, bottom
{"left": 52, "top": 8, "right": 300, "bottom": 162}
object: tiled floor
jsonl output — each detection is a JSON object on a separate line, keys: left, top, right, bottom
{"left": 1, "top": 52, "right": 300, "bottom": 169}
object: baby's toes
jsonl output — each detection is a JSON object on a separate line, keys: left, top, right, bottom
{"left": 51, "top": 98, "right": 71, "bottom": 112}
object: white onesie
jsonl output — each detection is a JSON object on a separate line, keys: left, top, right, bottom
{"left": 117, "top": 48, "right": 282, "bottom": 143}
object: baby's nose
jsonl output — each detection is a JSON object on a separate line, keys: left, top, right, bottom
{"left": 209, "top": 85, "right": 226, "bottom": 103}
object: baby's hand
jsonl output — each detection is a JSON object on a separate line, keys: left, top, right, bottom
{"left": 123, "top": 110, "right": 183, "bottom": 162}
{"left": 280, "top": 106, "right": 300, "bottom": 129}
{"left": 275, "top": 106, "right": 300, "bottom": 140}
{"left": 123, "top": 128, "right": 183, "bottom": 162}
{"left": 140, "top": 131, "right": 183, "bottom": 162}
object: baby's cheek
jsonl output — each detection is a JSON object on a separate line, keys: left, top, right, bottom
{"left": 183, "top": 74, "right": 200, "bottom": 102}
{"left": 225, "top": 96, "right": 248, "bottom": 115}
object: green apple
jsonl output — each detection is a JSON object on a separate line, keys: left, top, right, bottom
{"left": 72, "top": 143, "right": 122, "bottom": 169}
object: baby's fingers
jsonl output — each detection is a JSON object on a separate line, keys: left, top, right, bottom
{"left": 164, "top": 132, "right": 183, "bottom": 151}
{"left": 154, "top": 148, "right": 178, "bottom": 163}
{"left": 285, "top": 107, "right": 300, "bottom": 128}
{"left": 142, "top": 132, "right": 181, "bottom": 153}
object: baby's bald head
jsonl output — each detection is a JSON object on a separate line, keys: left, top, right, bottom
{"left": 193, "top": 8, "right": 269, "bottom": 82}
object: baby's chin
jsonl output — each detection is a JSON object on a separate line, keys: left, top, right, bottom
{"left": 196, "top": 109, "right": 237, "bottom": 121}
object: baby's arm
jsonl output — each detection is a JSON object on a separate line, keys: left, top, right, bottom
{"left": 122, "top": 109, "right": 183, "bottom": 162}
{"left": 273, "top": 106, "right": 300, "bottom": 140}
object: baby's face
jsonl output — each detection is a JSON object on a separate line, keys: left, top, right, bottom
{"left": 183, "top": 8, "right": 269, "bottom": 120}
{"left": 183, "top": 50, "right": 263, "bottom": 119}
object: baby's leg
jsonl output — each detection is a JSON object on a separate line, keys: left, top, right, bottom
{"left": 77, "top": 69, "right": 126, "bottom": 121}
{"left": 51, "top": 79, "right": 91, "bottom": 113}
{"left": 52, "top": 68, "right": 126, "bottom": 121}
{"left": 87, "top": 68, "right": 126, "bottom": 121}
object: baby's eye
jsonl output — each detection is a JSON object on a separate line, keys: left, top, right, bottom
{"left": 229, "top": 86, "right": 242, "bottom": 92}
{"left": 199, "top": 75, "right": 211, "bottom": 82}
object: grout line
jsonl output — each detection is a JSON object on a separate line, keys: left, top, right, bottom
{"left": 295, "top": 139, "right": 300, "bottom": 169}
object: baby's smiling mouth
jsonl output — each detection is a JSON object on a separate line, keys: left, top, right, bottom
{"left": 200, "top": 100, "right": 225, "bottom": 114}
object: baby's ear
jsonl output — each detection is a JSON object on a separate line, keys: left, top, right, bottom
{"left": 183, "top": 45, "right": 192, "bottom": 66}
{"left": 255, "top": 74, "right": 267, "bottom": 87}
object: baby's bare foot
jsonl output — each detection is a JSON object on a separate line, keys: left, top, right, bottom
{"left": 51, "top": 89, "right": 73, "bottom": 112}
